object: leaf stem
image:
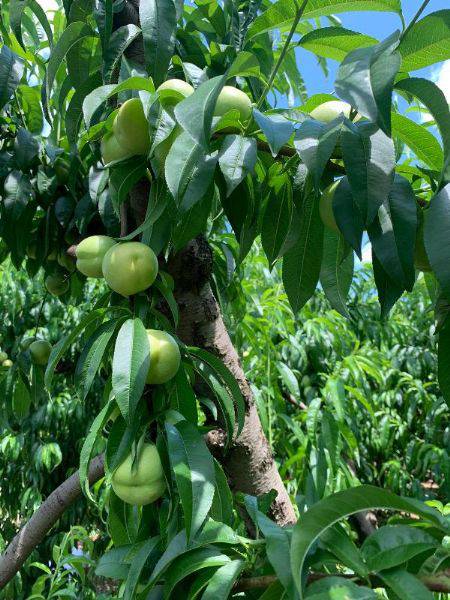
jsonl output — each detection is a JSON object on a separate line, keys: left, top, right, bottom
{"left": 255, "top": 0, "right": 309, "bottom": 110}
{"left": 401, "top": 0, "right": 431, "bottom": 40}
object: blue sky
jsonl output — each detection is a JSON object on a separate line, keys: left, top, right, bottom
{"left": 295, "top": 0, "right": 450, "bottom": 99}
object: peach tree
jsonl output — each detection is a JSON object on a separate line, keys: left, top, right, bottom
{"left": 0, "top": 0, "right": 450, "bottom": 597}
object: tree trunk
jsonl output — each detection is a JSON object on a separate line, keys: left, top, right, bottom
{"left": 168, "top": 238, "right": 296, "bottom": 525}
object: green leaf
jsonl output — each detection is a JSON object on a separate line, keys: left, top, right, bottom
{"left": 300, "top": 27, "right": 377, "bottom": 61}
{"left": 395, "top": 77, "right": 450, "bottom": 186}
{"left": 174, "top": 75, "right": 226, "bottom": 151}
{"left": 45, "top": 308, "right": 118, "bottom": 388}
{"left": 140, "top": 0, "right": 176, "bottom": 88}
{"left": 45, "top": 22, "right": 94, "bottom": 102}
{"left": 193, "top": 361, "right": 235, "bottom": 447}
{"left": 321, "top": 524, "right": 368, "bottom": 578}
{"left": 75, "top": 319, "right": 121, "bottom": 400}
{"left": 377, "top": 568, "right": 433, "bottom": 600}
{"left": 95, "top": 546, "right": 130, "bottom": 580}
{"left": 391, "top": 112, "right": 443, "bottom": 172}
{"left": 79, "top": 397, "right": 115, "bottom": 501}
{"left": 106, "top": 410, "right": 146, "bottom": 474}
{"left": 210, "top": 461, "right": 234, "bottom": 526}
{"left": 368, "top": 174, "right": 417, "bottom": 292}
{"left": 166, "top": 420, "right": 216, "bottom": 542}
{"left": 162, "top": 547, "right": 230, "bottom": 598}
{"left": 109, "top": 157, "right": 148, "bottom": 209}
{"left": 16, "top": 85, "right": 43, "bottom": 134}
{"left": 335, "top": 32, "right": 401, "bottom": 136}
{"left": 218, "top": 135, "right": 257, "bottom": 197}
{"left": 103, "top": 24, "right": 141, "bottom": 84}
{"left": 9, "top": 0, "right": 54, "bottom": 50}
{"left": 66, "top": 72, "right": 103, "bottom": 144}
{"left": 261, "top": 181, "right": 294, "bottom": 268}
{"left": 13, "top": 372, "right": 31, "bottom": 419}
{"left": 332, "top": 178, "right": 364, "bottom": 259}
{"left": 112, "top": 318, "right": 150, "bottom": 423}
{"left": 201, "top": 560, "right": 245, "bottom": 599}
{"left": 372, "top": 252, "right": 404, "bottom": 318}
{"left": 123, "top": 537, "right": 160, "bottom": 600}
{"left": 247, "top": 0, "right": 402, "bottom": 39}
{"left": 14, "top": 128, "right": 39, "bottom": 170}
{"left": 282, "top": 191, "right": 324, "bottom": 313}
{"left": 305, "top": 577, "right": 376, "bottom": 599}
{"left": 294, "top": 117, "right": 344, "bottom": 191}
{"left": 0, "top": 45, "right": 24, "bottom": 110}
{"left": 248, "top": 507, "right": 295, "bottom": 594}
{"left": 82, "top": 76, "right": 154, "bottom": 128}
{"left": 424, "top": 184, "right": 450, "bottom": 299}
{"left": 188, "top": 347, "right": 245, "bottom": 435}
{"left": 341, "top": 121, "right": 395, "bottom": 226}
{"left": 253, "top": 109, "right": 294, "bottom": 157}
{"left": 94, "top": 0, "right": 113, "bottom": 54}
{"left": 361, "top": 525, "right": 438, "bottom": 572}
{"left": 290, "top": 485, "right": 447, "bottom": 597}
{"left": 439, "top": 321, "right": 450, "bottom": 407}
{"left": 165, "top": 130, "right": 218, "bottom": 212}
{"left": 399, "top": 10, "right": 450, "bottom": 72}
{"left": 320, "top": 230, "right": 353, "bottom": 318}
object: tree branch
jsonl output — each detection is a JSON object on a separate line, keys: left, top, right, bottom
{"left": 234, "top": 571, "right": 450, "bottom": 594}
{"left": 0, "top": 454, "right": 105, "bottom": 589}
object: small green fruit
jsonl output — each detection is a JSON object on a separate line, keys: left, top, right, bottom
{"left": 319, "top": 181, "right": 340, "bottom": 233}
{"left": 146, "top": 329, "right": 181, "bottom": 384}
{"left": 113, "top": 98, "right": 150, "bottom": 156}
{"left": 112, "top": 443, "right": 166, "bottom": 505}
{"left": 2, "top": 359, "right": 13, "bottom": 368}
{"left": 29, "top": 340, "right": 52, "bottom": 366}
{"left": 0, "top": 351, "right": 8, "bottom": 362}
{"left": 157, "top": 79, "right": 194, "bottom": 110}
{"left": 310, "top": 100, "right": 359, "bottom": 123}
{"left": 45, "top": 273, "right": 69, "bottom": 296}
{"left": 76, "top": 235, "right": 116, "bottom": 278}
{"left": 102, "top": 242, "right": 158, "bottom": 297}
{"left": 101, "top": 131, "right": 133, "bottom": 165}
{"left": 214, "top": 86, "right": 252, "bottom": 123}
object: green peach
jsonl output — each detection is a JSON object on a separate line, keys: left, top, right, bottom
{"left": 76, "top": 235, "right": 116, "bottom": 278}
{"left": 29, "top": 340, "right": 52, "bottom": 366}
{"left": 113, "top": 98, "right": 150, "bottom": 156}
{"left": 310, "top": 100, "right": 360, "bottom": 123}
{"left": 2, "top": 359, "right": 13, "bottom": 368}
{"left": 0, "top": 351, "right": 8, "bottom": 362}
{"left": 157, "top": 79, "right": 194, "bottom": 110}
{"left": 111, "top": 443, "right": 166, "bottom": 505}
{"left": 102, "top": 242, "right": 158, "bottom": 297}
{"left": 101, "top": 131, "right": 133, "bottom": 166}
{"left": 146, "top": 329, "right": 181, "bottom": 385}
{"left": 214, "top": 86, "right": 252, "bottom": 123}
{"left": 57, "top": 252, "right": 76, "bottom": 273}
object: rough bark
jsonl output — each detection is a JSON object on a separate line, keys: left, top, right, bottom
{"left": 0, "top": 455, "right": 105, "bottom": 589}
{"left": 167, "top": 238, "right": 297, "bottom": 526}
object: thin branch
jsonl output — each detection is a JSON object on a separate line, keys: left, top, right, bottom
{"left": 256, "top": 0, "right": 310, "bottom": 110}
{"left": 0, "top": 454, "right": 105, "bottom": 589}
{"left": 234, "top": 570, "right": 450, "bottom": 594}
{"left": 401, "top": 0, "right": 431, "bottom": 40}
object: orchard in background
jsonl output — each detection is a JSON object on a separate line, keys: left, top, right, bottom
{"left": 0, "top": 0, "right": 449, "bottom": 598}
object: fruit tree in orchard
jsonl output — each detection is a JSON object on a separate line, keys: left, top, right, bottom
{"left": 0, "top": 0, "right": 449, "bottom": 598}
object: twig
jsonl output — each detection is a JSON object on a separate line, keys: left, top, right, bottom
{"left": 256, "top": 0, "right": 310, "bottom": 110}
{"left": 401, "top": 0, "right": 431, "bottom": 41}
{"left": 33, "top": 291, "right": 49, "bottom": 339}
{"left": 0, "top": 454, "right": 105, "bottom": 589}
{"left": 234, "top": 570, "right": 450, "bottom": 593}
